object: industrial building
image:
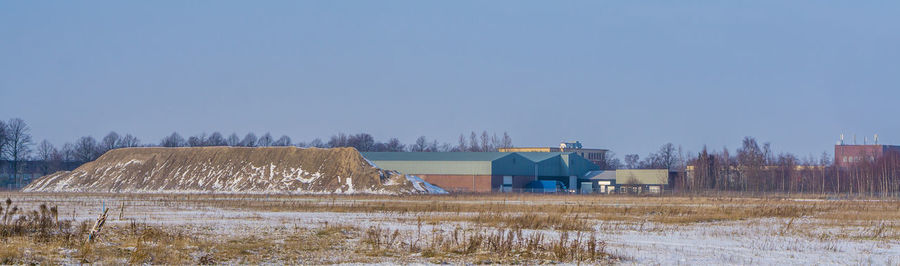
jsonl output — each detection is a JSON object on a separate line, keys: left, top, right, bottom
{"left": 583, "top": 169, "right": 671, "bottom": 194}
{"left": 498, "top": 141, "right": 609, "bottom": 167}
{"left": 362, "top": 152, "right": 599, "bottom": 192}
{"left": 835, "top": 144, "right": 900, "bottom": 167}
{"left": 834, "top": 134, "right": 900, "bottom": 167}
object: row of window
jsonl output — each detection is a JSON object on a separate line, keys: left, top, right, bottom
{"left": 842, "top": 156, "right": 875, "bottom": 163}
{"left": 578, "top": 152, "right": 604, "bottom": 160}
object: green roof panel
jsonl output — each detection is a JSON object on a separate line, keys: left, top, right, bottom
{"left": 361, "top": 152, "right": 514, "bottom": 161}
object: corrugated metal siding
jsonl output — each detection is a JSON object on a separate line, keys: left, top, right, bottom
{"left": 415, "top": 174, "right": 495, "bottom": 192}
{"left": 364, "top": 152, "right": 600, "bottom": 178}
{"left": 616, "top": 169, "right": 668, "bottom": 185}
{"left": 369, "top": 160, "right": 493, "bottom": 175}
{"left": 490, "top": 153, "right": 536, "bottom": 176}
{"left": 567, "top": 154, "right": 600, "bottom": 176}
{"left": 535, "top": 155, "right": 563, "bottom": 177}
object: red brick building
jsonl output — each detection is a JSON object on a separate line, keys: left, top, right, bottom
{"left": 834, "top": 144, "right": 900, "bottom": 167}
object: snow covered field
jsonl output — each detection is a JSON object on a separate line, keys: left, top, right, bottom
{"left": 7, "top": 193, "right": 900, "bottom": 264}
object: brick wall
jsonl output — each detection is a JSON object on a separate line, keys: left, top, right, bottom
{"left": 415, "top": 174, "right": 496, "bottom": 192}
{"left": 835, "top": 145, "right": 884, "bottom": 167}
{"left": 413, "top": 174, "right": 541, "bottom": 192}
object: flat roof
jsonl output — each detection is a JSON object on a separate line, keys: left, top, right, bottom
{"left": 500, "top": 147, "right": 609, "bottom": 151}
{"left": 584, "top": 170, "right": 616, "bottom": 180}
{"left": 835, "top": 144, "right": 900, "bottom": 148}
{"left": 361, "top": 152, "right": 514, "bottom": 161}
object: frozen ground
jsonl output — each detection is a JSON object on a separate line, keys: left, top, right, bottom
{"left": 9, "top": 193, "right": 900, "bottom": 265}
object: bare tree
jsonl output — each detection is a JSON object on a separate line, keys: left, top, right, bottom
{"left": 187, "top": 134, "right": 207, "bottom": 147}
{"left": 206, "top": 132, "right": 226, "bottom": 146}
{"left": 480, "top": 131, "right": 490, "bottom": 152}
{"left": 160, "top": 132, "right": 185, "bottom": 147}
{"left": 100, "top": 131, "right": 121, "bottom": 153}
{"left": 226, "top": 133, "right": 241, "bottom": 146}
{"left": 385, "top": 138, "right": 405, "bottom": 152}
{"left": 119, "top": 134, "right": 140, "bottom": 147}
{"left": 657, "top": 143, "right": 678, "bottom": 170}
{"left": 439, "top": 142, "right": 453, "bottom": 152}
{"left": 0, "top": 120, "right": 7, "bottom": 161}
{"left": 427, "top": 140, "right": 439, "bottom": 152}
{"left": 61, "top": 143, "right": 76, "bottom": 162}
{"left": 240, "top": 133, "right": 257, "bottom": 147}
{"left": 327, "top": 133, "right": 348, "bottom": 148}
{"left": 36, "top": 140, "right": 58, "bottom": 175}
{"left": 348, "top": 133, "right": 375, "bottom": 151}
{"left": 633, "top": 143, "right": 677, "bottom": 170}
{"left": 501, "top": 132, "right": 513, "bottom": 149}
{"left": 74, "top": 136, "right": 100, "bottom": 162}
{"left": 624, "top": 154, "right": 640, "bottom": 169}
{"left": 6, "top": 118, "right": 33, "bottom": 185}
{"left": 599, "top": 152, "right": 623, "bottom": 170}
{"left": 737, "top": 137, "right": 765, "bottom": 191}
{"left": 456, "top": 134, "right": 467, "bottom": 152}
{"left": 273, "top": 135, "right": 292, "bottom": 146}
{"left": 36, "top": 140, "right": 56, "bottom": 161}
{"left": 412, "top": 136, "right": 428, "bottom": 152}
{"left": 258, "top": 132, "right": 274, "bottom": 147}
{"left": 468, "top": 132, "right": 479, "bottom": 152}
{"left": 48, "top": 146, "right": 64, "bottom": 175}
{"left": 308, "top": 138, "right": 325, "bottom": 148}
{"left": 490, "top": 133, "right": 500, "bottom": 150}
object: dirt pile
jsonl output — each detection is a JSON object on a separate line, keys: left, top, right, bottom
{"left": 23, "top": 147, "right": 444, "bottom": 194}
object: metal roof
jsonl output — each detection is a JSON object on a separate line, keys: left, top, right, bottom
{"left": 583, "top": 169, "right": 669, "bottom": 185}
{"left": 361, "top": 152, "right": 514, "bottom": 161}
{"left": 515, "top": 152, "right": 570, "bottom": 162}
{"left": 362, "top": 152, "right": 600, "bottom": 178}
{"left": 583, "top": 170, "right": 616, "bottom": 180}
{"left": 617, "top": 169, "right": 669, "bottom": 185}
{"left": 500, "top": 147, "right": 610, "bottom": 152}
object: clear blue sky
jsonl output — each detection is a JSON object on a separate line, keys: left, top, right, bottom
{"left": 2, "top": 1, "right": 899, "bottom": 158}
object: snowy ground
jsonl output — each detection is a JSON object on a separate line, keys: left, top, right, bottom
{"left": 9, "top": 193, "right": 900, "bottom": 265}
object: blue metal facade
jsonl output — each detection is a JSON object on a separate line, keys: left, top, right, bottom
{"left": 361, "top": 152, "right": 599, "bottom": 178}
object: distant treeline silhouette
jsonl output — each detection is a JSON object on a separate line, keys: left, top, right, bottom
{"left": 3, "top": 117, "right": 899, "bottom": 195}
{"left": 0, "top": 117, "right": 515, "bottom": 178}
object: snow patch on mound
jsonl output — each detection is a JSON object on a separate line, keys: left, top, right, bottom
{"left": 405, "top": 175, "right": 448, "bottom": 194}
{"left": 24, "top": 147, "right": 445, "bottom": 195}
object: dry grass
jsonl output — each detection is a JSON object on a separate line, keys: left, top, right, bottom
{"left": 417, "top": 212, "right": 592, "bottom": 231}
{"left": 4, "top": 192, "right": 900, "bottom": 263}
{"left": 360, "top": 225, "right": 619, "bottom": 264}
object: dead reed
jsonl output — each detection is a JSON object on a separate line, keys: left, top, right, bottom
{"left": 360, "top": 224, "right": 615, "bottom": 263}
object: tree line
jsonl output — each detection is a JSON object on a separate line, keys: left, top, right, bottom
{"left": 616, "top": 137, "right": 900, "bottom": 195}
{"left": 7, "top": 117, "right": 899, "bottom": 195}
{"left": 679, "top": 137, "right": 900, "bottom": 196}
{"left": 156, "top": 130, "right": 512, "bottom": 152}
{"left": 0, "top": 118, "right": 514, "bottom": 180}
{"left": 613, "top": 143, "right": 684, "bottom": 170}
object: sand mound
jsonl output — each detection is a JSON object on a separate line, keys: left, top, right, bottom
{"left": 23, "top": 147, "right": 445, "bottom": 194}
